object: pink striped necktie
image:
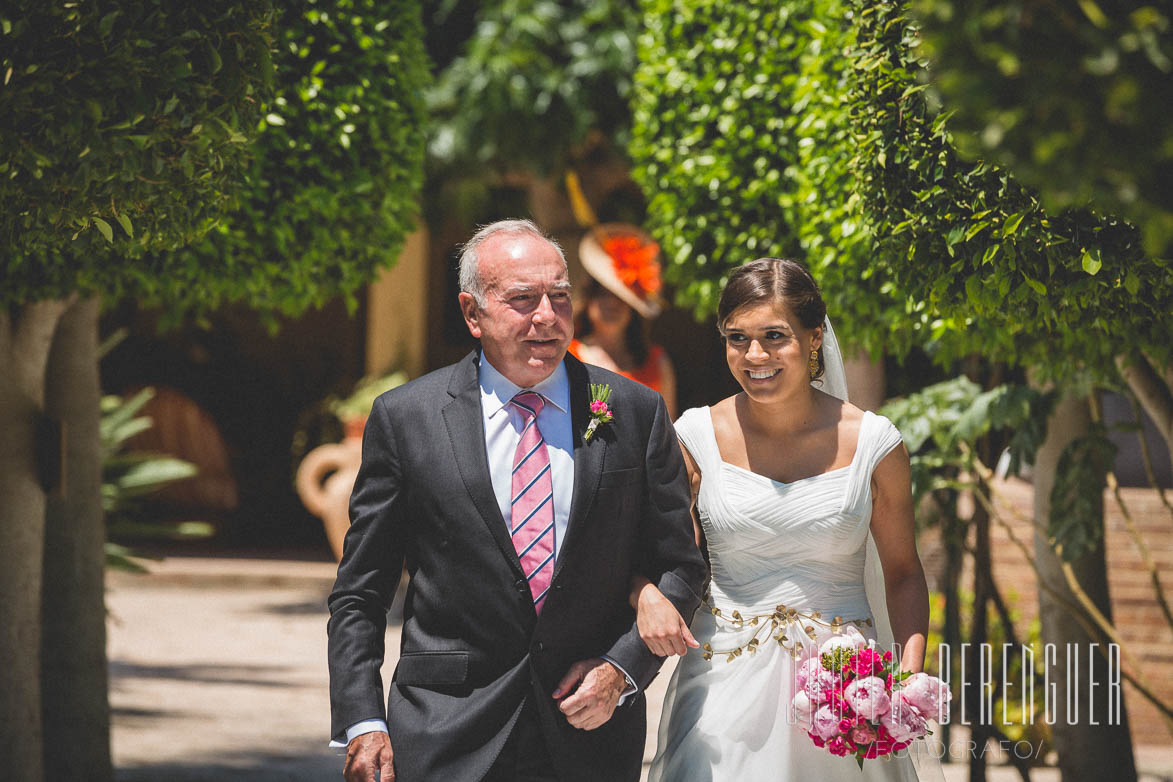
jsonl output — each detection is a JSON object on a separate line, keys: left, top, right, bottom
{"left": 509, "top": 391, "right": 555, "bottom": 614}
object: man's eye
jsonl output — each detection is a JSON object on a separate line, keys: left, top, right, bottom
{"left": 550, "top": 292, "right": 570, "bottom": 301}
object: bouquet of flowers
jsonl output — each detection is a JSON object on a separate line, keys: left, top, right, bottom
{"left": 791, "top": 629, "right": 949, "bottom": 769}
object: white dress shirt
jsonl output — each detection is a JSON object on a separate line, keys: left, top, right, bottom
{"left": 479, "top": 356, "right": 575, "bottom": 558}
{"left": 335, "top": 356, "right": 632, "bottom": 747}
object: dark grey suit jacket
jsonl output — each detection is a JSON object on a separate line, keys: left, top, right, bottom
{"left": 328, "top": 351, "right": 707, "bottom": 782}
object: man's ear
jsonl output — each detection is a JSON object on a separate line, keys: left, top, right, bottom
{"left": 458, "top": 292, "right": 482, "bottom": 338}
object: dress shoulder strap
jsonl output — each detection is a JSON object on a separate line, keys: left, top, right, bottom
{"left": 673, "top": 406, "right": 721, "bottom": 475}
{"left": 859, "top": 410, "right": 904, "bottom": 476}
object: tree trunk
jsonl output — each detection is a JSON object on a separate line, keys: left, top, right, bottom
{"left": 41, "top": 296, "right": 111, "bottom": 781}
{"left": 0, "top": 300, "right": 70, "bottom": 782}
{"left": 967, "top": 495, "right": 992, "bottom": 782}
{"left": 843, "top": 349, "right": 886, "bottom": 411}
{"left": 1034, "top": 392, "right": 1136, "bottom": 782}
{"left": 936, "top": 488, "right": 963, "bottom": 754}
{"left": 1117, "top": 352, "right": 1173, "bottom": 458}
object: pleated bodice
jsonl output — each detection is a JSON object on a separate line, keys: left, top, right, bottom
{"left": 677, "top": 405, "right": 902, "bottom": 623}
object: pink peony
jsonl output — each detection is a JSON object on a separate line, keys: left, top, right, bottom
{"left": 797, "top": 658, "right": 839, "bottom": 705}
{"left": 899, "top": 672, "right": 951, "bottom": 721}
{"left": 811, "top": 704, "right": 842, "bottom": 742}
{"left": 880, "top": 691, "right": 929, "bottom": 743}
{"left": 843, "top": 676, "right": 892, "bottom": 721}
{"left": 794, "top": 656, "right": 821, "bottom": 690}
{"left": 791, "top": 690, "right": 815, "bottom": 723}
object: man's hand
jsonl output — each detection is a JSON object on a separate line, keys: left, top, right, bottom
{"left": 552, "top": 657, "right": 626, "bottom": 730}
{"left": 344, "top": 731, "right": 395, "bottom": 782}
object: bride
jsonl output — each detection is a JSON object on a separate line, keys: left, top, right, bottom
{"left": 632, "top": 258, "right": 931, "bottom": 780}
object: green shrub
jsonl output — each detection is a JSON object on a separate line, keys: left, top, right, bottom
{"left": 151, "top": 0, "right": 431, "bottom": 322}
{"left": 629, "top": 0, "right": 905, "bottom": 357}
{"left": 0, "top": 1, "right": 274, "bottom": 302}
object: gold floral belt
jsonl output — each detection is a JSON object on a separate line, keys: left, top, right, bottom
{"left": 701, "top": 598, "right": 872, "bottom": 662}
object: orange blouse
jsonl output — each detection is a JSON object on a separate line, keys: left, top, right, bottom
{"left": 568, "top": 339, "right": 667, "bottom": 393}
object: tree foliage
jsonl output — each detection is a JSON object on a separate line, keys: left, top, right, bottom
{"left": 912, "top": 0, "right": 1173, "bottom": 260}
{"left": 629, "top": 0, "right": 1171, "bottom": 380}
{"left": 847, "top": 0, "right": 1172, "bottom": 381}
{"left": 849, "top": 0, "right": 1170, "bottom": 565}
{"left": 629, "top": 0, "right": 911, "bottom": 357}
{"left": 428, "top": 0, "right": 639, "bottom": 174}
{"left": 152, "top": 0, "right": 431, "bottom": 321}
{"left": 1, "top": 0, "right": 430, "bottom": 323}
{"left": 0, "top": 1, "right": 274, "bottom": 301}
{"left": 882, "top": 377, "right": 1050, "bottom": 501}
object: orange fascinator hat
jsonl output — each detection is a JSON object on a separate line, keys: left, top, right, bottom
{"left": 578, "top": 223, "right": 664, "bottom": 319}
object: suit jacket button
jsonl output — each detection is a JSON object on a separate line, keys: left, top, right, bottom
{"left": 514, "top": 578, "right": 527, "bottom": 592}
{"left": 531, "top": 641, "right": 544, "bottom": 653}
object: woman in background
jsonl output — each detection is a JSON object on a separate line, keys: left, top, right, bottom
{"left": 570, "top": 223, "right": 678, "bottom": 418}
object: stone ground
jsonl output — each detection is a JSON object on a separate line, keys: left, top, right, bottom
{"left": 108, "top": 556, "right": 1173, "bottom": 781}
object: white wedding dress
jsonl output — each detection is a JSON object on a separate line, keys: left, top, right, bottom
{"left": 647, "top": 405, "right": 922, "bottom": 781}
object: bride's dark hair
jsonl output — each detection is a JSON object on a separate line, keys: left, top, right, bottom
{"left": 716, "top": 258, "right": 827, "bottom": 379}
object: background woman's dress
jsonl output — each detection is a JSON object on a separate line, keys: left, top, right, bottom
{"left": 567, "top": 339, "right": 666, "bottom": 392}
{"left": 648, "top": 406, "right": 920, "bottom": 782}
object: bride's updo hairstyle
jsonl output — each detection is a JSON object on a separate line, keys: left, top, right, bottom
{"left": 716, "top": 258, "right": 827, "bottom": 380}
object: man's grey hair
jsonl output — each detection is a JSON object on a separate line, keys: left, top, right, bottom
{"left": 457, "top": 219, "right": 567, "bottom": 305}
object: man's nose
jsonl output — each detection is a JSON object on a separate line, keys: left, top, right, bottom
{"left": 532, "top": 294, "right": 556, "bottom": 323}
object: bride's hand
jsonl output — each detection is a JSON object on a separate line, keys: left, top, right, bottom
{"left": 633, "top": 579, "right": 699, "bottom": 657}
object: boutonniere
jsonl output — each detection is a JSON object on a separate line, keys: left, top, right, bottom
{"left": 583, "top": 383, "right": 614, "bottom": 442}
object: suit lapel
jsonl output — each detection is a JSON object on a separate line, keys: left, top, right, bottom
{"left": 442, "top": 352, "right": 525, "bottom": 578}
{"left": 553, "top": 354, "right": 606, "bottom": 581}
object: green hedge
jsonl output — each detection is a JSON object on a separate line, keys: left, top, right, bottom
{"left": 629, "top": 0, "right": 907, "bottom": 357}
{"left": 2, "top": 0, "right": 430, "bottom": 323}
{"left": 630, "top": 0, "right": 1171, "bottom": 378}
{"left": 1, "top": 1, "right": 274, "bottom": 303}
{"left": 151, "top": 0, "right": 431, "bottom": 321}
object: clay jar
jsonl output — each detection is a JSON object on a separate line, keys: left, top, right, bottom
{"left": 296, "top": 417, "right": 365, "bottom": 560}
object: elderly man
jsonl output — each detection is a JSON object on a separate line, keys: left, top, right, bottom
{"left": 328, "top": 219, "right": 706, "bottom": 782}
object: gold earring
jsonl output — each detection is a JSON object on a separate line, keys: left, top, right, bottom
{"left": 808, "top": 348, "right": 819, "bottom": 379}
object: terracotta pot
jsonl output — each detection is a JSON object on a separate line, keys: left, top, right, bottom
{"left": 295, "top": 418, "right": 365, "bottom": 560}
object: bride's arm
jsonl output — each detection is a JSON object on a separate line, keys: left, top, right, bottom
{"left": 870, "top": 443, "right": 929, "bottom": 674}
{"left": 627, "top": 441, "right": 706, "bottom": 657}
{"left": 629, "top": 575, "right": 698, "bottom": 657}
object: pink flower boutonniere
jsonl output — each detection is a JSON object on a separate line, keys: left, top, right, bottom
{"left": 584, "top": 383, "right": 614, "bottom": 442}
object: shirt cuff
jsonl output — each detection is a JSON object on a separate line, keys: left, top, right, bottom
{"left": 328, "top": 719, "right": 389, "bottom": 748}
{"left": 601, "top": 655, "right": 638, "bottom": 705}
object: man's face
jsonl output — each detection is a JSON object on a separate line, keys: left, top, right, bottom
{"left": 459, "top": 233, "right": 574, "bottom": 388}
